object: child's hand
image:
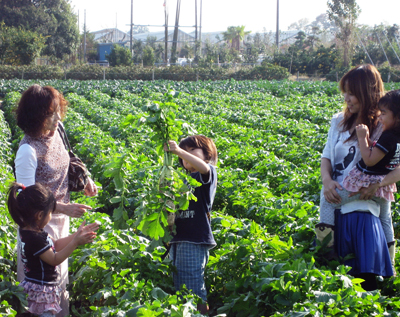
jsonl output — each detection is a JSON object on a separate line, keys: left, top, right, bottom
{"left": 82, "top": 221, "right": 100, "bottom": 234}
{"left": 74, "top": 220, "right": 97, "bottom": 246}
{"left": 356, "top": 124, "right": 369, "bottom": 140}
{"left": 164, "top": 140, "right": 181, "bottom": 155}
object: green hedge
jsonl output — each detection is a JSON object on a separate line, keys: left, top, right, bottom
{"left": 0, "top": 64, "right": 290, "bottom": 81}
{"left": 0, "top": 65, "right": 64, "bottom": 80}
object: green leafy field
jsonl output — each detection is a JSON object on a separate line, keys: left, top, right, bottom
{"left": 1, "top": 79, "right": 400, "bottom": 316}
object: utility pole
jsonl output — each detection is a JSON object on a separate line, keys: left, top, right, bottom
{"left": 199, "top": 0, "right": 202, "bottom": 56}
{"left": 276, "top": 0, "right": 279, "bottom": 49}
{"left": 78, "top": 10, "right": 81, "bottom": 62}
{"left": 130, "top": 0, "right": 133, "bottom": 57}
{"left": 84, "top": 10, "right": 87, "bottom": 62}
{"left": 164, "top": 0, "right": 168, "bottom": 63}
{"left": 115, "top": 13, "right": 117, "bottom": 43}
{"left": 195, "top": 0, "right": 198, "bottom": 59}
{"left": 171, "top": 0, "right": 181, "bottom": 64}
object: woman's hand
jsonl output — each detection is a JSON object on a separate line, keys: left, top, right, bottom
{"left": 57, "top": 202, "right": 92, "bottom": 218}
{"left": 84, "top": 177, "right": 98, "bottom": 197}
{"left": 323, "top": 179, "right": 343, "bottom": 204}
{"left": 348, "top": 183, "right": 380, "bottom": 200}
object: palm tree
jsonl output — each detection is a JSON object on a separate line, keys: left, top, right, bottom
{"left": 223, "top": 26, "right": 251, "bottom": 51}
{"left": 222, "top": 26, "right": 237, "bottom": 49}
{"left": 170, "top": 0, "right": 181, "bottom": 63}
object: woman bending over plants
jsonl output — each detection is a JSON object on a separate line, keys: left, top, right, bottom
{"left": 164, "top": 135, "right": 218, "bottom": 315}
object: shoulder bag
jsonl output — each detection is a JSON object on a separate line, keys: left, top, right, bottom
{"left": 57, "top": 123, "right": 88, "bottom": 192}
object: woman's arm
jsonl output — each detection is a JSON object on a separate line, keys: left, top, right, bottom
{"left": 55, "top": 202, "right": 92, "bottom": 218}
{"left": 15, "top": 144, "right": 37, "bottom": 186}
{"left": 349, "top": 165, "right": 400, "bottom": 200}
{"left": 321, "top": 157, "right": 343, "bottom": 204}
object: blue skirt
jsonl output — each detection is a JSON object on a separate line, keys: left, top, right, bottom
{"left": 335, "top": 209, "right": 393, "bottom": 277}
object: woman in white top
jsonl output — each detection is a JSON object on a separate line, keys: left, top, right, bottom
{"left": 15, "top": 84, "right": 98, "bottom": 317}
{"left": 317, "top": 65, "right": 398, "bottom": 290}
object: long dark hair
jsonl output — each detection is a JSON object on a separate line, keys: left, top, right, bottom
{"left": 339, "top": 64, "right": 384, "bottom": 140}
{"left": 378, "top": 89, "right": 400, "bottom": 135}
{"left": 7, "top": 183, "right": 56, "bottom": 229}
{"left": 178, "top": 135, "right": 218, "bottom": 170}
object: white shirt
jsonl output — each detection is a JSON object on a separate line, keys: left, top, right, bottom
{"left": 322, "top": 112, "right": 380, "bottom": 217}
{"left": 15, "top": 143, "right": 37, "bottom": 187}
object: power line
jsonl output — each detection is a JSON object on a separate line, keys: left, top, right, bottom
{"left": 127, "top": 24, "right": 197, "bottom": 28}
{"left": 376, "top": 32, "right": 390, "bottom": 66}
{"left": 356, "top": 32, "right": 374, "bottom": 66}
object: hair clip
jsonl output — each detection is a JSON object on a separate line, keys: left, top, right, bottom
{"left": 17, "top": 185, "right": 26, "bottom": 194}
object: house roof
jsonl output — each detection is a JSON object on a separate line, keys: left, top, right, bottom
{"left": 189, "top": 31, "right": 225, "bottom": 44}
{"left": 91, "top": 28, "right": 129, "bottom": 42}
{"left": 131, "top": 29, "right": 194, "bottom": 42}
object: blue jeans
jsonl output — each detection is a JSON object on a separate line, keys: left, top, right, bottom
{"left": 170, "top": 242, "right": 209, "bottom": 301}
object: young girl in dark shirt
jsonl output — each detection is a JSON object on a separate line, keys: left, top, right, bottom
{"left": 7, "top": 183, "right": 99, "bottom": 317}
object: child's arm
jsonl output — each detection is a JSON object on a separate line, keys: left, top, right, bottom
{"left": 39, "top": 221, "right": 97, "bottom": 267}
{"left": 165, "top": 140, "right": 210, "bottom": 175}
{"left": 52, "top": 222, "right": 99, "bottom": 251}
{"left": 356, "top": 124, "right": 385, "bottom": 166}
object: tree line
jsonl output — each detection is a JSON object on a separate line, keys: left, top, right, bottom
{"left": 1, "top": 0, "right": 399, "bottom": 79}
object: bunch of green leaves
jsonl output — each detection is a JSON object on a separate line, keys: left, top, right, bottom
{"left": 68, "top": 212, "right": 205, "bottom": 316}
{"left": 123, "top": 91, "right": 199, "bottom": 242}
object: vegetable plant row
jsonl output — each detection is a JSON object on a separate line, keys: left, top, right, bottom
{"left": 1, "top": 79, "right": 400, "bottom": 316}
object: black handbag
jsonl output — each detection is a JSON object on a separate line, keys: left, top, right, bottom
{"left": 57, "top": 123, "right": 88, "bottom": 192}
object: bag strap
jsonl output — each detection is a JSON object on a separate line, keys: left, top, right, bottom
{"left": 57, "top": 122, "right": 72, "bottom": 153}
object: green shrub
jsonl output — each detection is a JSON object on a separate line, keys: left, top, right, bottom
{"left": 142, "top": 46, "right": 155, "bottom": 67}
{"left": 325, "top": 67, "right": 350, "bottom": 82}
{"left": 66, "top": 64, "right": 104, "bottom": 80}
{"left": 0, "top": 65, "right": 63, "bottom": 79}
{"left": 250, "top": 63, "right": 290, "bottom": 80}
{"left": 106, "top": 45, "right": 133, "bottom": 67}
{"left": 378, "top": 63, "right": 400, "bottom": 83}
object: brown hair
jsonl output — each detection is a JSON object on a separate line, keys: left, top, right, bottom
{"left": 178, "top": 135, "right": 218, "bottom": 169}
{"left": 7, "top": 182, "right": 56, "bottom": 229}
{"left": 16, "top": 84, "right": 68, "bottom": 137}
{"left": 339, "top": 64, "right": 384, "bottom": 140}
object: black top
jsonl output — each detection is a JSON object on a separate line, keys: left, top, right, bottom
{"left": 171, "top": 164, "right": 217, "bottom": 247}
{"left": 357, "top": 130, "right": 400, "bottom": 175}
{"left": 19, "top": 228, "right": 58, "bottom": 285}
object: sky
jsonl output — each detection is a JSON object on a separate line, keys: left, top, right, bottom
{"left": 69, "top": 0, "right": 400, "bottom": 35}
